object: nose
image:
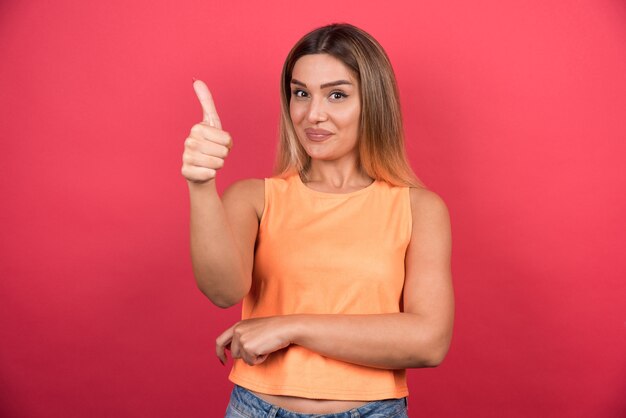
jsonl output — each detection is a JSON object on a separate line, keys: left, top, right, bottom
{"left": 306, "top": 97, "right": 328, "bottom": 124}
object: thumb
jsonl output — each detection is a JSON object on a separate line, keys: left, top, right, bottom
{"left": 193, "top": 79, "right": 222, "bottom": 130}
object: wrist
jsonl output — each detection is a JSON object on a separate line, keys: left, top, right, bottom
{"left": 187, "top": 178, "right": 217, "bottom": 195}
{"left": 285, "top": 314, "right": 307, "bottom": 345}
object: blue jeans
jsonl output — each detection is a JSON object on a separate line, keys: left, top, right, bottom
{"left": 225, "top": 384, "right": 409, "bottom": 418}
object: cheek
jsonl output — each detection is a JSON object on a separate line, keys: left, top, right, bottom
{"left": 337, "top": 104, "right": 361, "bottom": 131}
{"left": 289, "top": 102, "right": 304, "bottom": 124}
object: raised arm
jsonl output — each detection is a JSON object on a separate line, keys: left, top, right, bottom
{"left": 187, "top": 179, "right": 262, "bottom": 308}
{"left": 183, "top": 80, "right": 263, "bottom": 308}
{"left": 216, "top": 187, "right": 455, "bottom": 368}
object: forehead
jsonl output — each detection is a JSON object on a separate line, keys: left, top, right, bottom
{"left": 291, "top": 54, "right": 357, "bottom": 85}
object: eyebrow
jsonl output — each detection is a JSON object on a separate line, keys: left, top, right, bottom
{"left": 290, "top": 79, "right": 353, "bottom": 89}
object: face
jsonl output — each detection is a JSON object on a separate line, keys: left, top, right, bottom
{"left": 289, "top": 54, "right": 361, "bottom": 163}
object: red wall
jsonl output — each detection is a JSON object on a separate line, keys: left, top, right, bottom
{"left": 1, "top": 1, "right": 625, "bottom": 417}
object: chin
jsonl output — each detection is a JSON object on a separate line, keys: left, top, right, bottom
{"left": 300, "top": 144, "right": 326, "bottom": 157}
{"left": 303, "top": 145, "right": 333, "bottom": 158}
{"left": 305, "top": 153, "right": 330, "bottom": 161}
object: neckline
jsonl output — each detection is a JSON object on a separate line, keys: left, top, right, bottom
{"left": 294, "top": 173, "right": 378, "bottom": 198}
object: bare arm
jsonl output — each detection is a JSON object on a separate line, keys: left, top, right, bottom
{"left": 183, "top": 80, "right": 263, "bottom": 308}
{"left": 216, "top": 187, "right": 455, "bottom": 368}
{"left": 188, "top": 178, "right": 262, "bottom": 308}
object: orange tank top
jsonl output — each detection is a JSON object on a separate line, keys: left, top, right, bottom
{"left": 228, "top": 172, "right": 412, "bottom": 400}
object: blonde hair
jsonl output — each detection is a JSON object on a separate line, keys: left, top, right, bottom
{"left": 274, "top": 23, "right": 425, "bottom": 188}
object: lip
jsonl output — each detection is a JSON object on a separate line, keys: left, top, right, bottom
{"left": 304, "top": 128, "right": 333, "bottom": 142}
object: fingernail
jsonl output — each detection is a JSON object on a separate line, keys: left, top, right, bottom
{"left": 192, "top": 76, "right": 197, "bottom": 83}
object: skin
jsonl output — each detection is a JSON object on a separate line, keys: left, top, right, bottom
{"left": 288, "top": 53, "right": 367, "bottom": 191}
{"left": 214, "top": 54, "right": 455, "bottom": 413}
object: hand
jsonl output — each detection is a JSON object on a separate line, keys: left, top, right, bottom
{"left": 181, "top": 80, "right": 233, "bottom": 184}
{"left": 216, "top": 316, "right": 295, "bottom": 366}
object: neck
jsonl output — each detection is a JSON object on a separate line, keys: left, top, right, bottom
{"left": 301, "top": 158, "right": 373, "bottom": 189}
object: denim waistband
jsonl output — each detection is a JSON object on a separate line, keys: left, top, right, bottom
{"left": 226, "top": 384, "right": 408, "bottom": 418}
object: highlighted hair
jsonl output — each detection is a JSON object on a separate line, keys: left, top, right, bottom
{"left": 274, "top": 23, "right": 425, "bottom": 188}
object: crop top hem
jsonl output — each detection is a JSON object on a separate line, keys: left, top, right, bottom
{"left": 228, "top": 372, "right": 409, "bottom": 401}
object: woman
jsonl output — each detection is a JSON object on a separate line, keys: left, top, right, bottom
{"left": 182, "top": 23, "right": 454, "bottom": 417}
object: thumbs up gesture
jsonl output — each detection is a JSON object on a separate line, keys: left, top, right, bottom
{"left": 181, "top": 80, "right": 233, "bottom": 183}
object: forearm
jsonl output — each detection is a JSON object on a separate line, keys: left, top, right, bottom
{"left": 289, "top": 313, "right": 450, "bottom": 369}
{"left": 188, "top": 180, "right": 249, "bottom": 308}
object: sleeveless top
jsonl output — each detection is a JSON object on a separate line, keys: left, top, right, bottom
{"left": 228, "top": 172, "right": 412, "bottom": 400}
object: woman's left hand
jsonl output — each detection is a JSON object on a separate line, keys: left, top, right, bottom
{"left": 215, "top": 316, "right": 295, "bottom": 366}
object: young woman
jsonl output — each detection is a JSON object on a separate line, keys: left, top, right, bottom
{"left": 182, "top": 23, "right": 454, "bottom": 417}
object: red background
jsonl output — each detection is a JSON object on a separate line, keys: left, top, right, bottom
{"left": 1, "top": 1, "right": 625, "bottom": 417}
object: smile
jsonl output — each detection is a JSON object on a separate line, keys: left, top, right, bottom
{"left": 304, "top": 128, "right": 334, "bottom": 142}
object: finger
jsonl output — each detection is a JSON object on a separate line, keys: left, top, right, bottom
{"left": 230, "top": 336, "right": 242, "bottom": 361}
{"left": 193, "top": 80, "right": 222, "bottom": 130}
{"left": 183, "top": 148, "right": 226, "bottom": 169}
{"left": 199, "top": 142, "right": 229, "bottom": 160}
{"left": 183, "top": 166, "right": 216, "bottom": 182}
{"left": 216, "top": 326, "right": 235, "bottom": 365}
{"left": 252, "top": 353, "right": 268, "bottom": 366}
{"left": 216, "top": 336, "right": 231, "bottom": 365}
{"left": 237, "top": 342, "right": 266, "bottom": 367}
{"left": 238, "top": 345, "right": 255, "bottom": 366}
{"left": 189, "top": 124, "right": 232, "bottom": 148}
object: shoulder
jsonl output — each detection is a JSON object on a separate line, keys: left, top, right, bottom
{"left": 222, "top": 178, "right": 265, "bottom": 222}
{"left": 407, "top": 187, "right": 451, "bottom": 234}
{"left": 408, "top": 187, "right": 449, "bottom": 213}
{"left": 224, "top": 177, "right": 265, "bottom": 195}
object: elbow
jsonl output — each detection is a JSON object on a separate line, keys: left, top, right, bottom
{"left": 412, "top": 348, "right": 448, "bottom": 368}
{"left": 408, "top": 331, "right": 452, "bottom": 368}
{"left": 212, "top": 297, "right": 239, "bottom": 309}
{"left": 423, "top": 334, "right": 453, "bottom": 367}
{"left": 207, "top": 293, "right": 243, "bottom": 309}
{"left": 196, "top": 283, "right": 248, "bottom": 309}
{"left": 421, "top": 348, "right": 448, "bottom": 368}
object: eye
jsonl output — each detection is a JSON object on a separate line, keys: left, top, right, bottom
{"left": 329, "top": 91, "right": 348, "bottom": 101}
{"left": 292, "top": 89, "right": 308, "bottom": 99}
